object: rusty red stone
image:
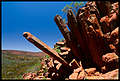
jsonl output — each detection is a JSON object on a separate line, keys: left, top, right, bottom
{"left": 23, "top": 32, "right": 69, "bottom": 66}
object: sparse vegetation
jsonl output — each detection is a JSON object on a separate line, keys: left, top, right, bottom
{"left": 62, "top": 2, "right": 84, "bottom": 15}
{"left": 45, "top": 55, "right": 50, "bottom": 59}
{"left": 2, "top": 52, "right": 44, "bottom": 80}
{"left": 61, "top": 2, "right": 86, "bottom": 23}
{"left": 54, "top": 39, "right": 65, "bottom": 53}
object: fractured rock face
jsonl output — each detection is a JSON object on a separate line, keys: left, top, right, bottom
{"left": 102, "top": 52, "right": 118, "bottom": 63}
{"left": 23, "top": 1, "right": 119, "bottom": 80}
{"left": 102, "top": 52, "right": 118, "bottom": 72}
{"left": 110, "top": 27, "right": 119, "bottom": 42}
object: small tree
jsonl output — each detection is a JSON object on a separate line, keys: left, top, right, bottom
{"left": 61, "top": 2, "right": 85, "bottom": 23}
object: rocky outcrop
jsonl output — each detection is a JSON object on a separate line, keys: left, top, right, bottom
{"left": 23, "top": 1, "right": 119, "bottom": 80}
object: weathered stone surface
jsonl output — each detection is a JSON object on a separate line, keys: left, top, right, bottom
{"left": 85, "top": 68, "right": 96, "bottom": 75}
{"left": 94, "top": 72, "right": 101, "bottom": 76}
{"left": 23, "top": 32, "right": 69, "bottom": 66}
{"left": 109, "top": 44, "right": 116, "bottom": 52}
{"left": 95, "top": 1, "right": 111, "bottom": 17}
{"left": 100, "top": 16, "right": 110, "bottom": 33}
{"left": 54, "top": 15, "right": 82, "bottom": 60}
{"left": 77, "top": 70, "right": 85, "bottom": 80}
{"left": 59, "top": 51, "right": 69, "bottom": 56}
{"left": 102, "top": 69, "right": 119, "bottom": 79}
{"left": 85, "top": 1, "right": 100, "bottom": 19}
{"left": 54, "top": 60, "right": 60, "bottom": 64}
{"left": 74, "top": 66, "right": 83, "bottom": 73}
{"left": 100, "top": 13, "right": 118, "bottom": 33}
{"left": 69, "top": 59, "right": 80, "bottom": 70}
{"left": 69, "top": 73, "right": 78, "bottom": 80}
{"left": 77, "top": 8, "right": 95, "bottom": 67}
{"left": 23, "top": 1, "right": 119, "bottom": 80}
{"left": 54, "top": 15, "right": 71, "bottom": 42}
{"left": 56, "top": 42, "right": 65, "bottom": 46}
{"left": 88, "top": 14, "right": 102, "bottom": 33}
{"left": 67, "top": 9, "right": 86, "bottom": 59}
{"left": 47, "top": 58, "right": 54, "bottom": 68}
{"left": 111, "top": 2, "right": 118, "bottom": 11}
{"left": 102, "top": 52, "right": 118, "bottom": 63}
{"left": 102, "top": 52, "right": 118, "bottom": 72}
{"left": 60, "top": 47, "right": 71, "bottom": 52}
{"left": 110, "top": 27, "right": 118, "bottom": 42}
{"left": 87, "top": 25, "right": 105, "bottom": 68}
{"left": 109, "top": 13, "right": 118, "bottom": 30}
{"left": 113, "top": 38, "right": 119, "bottom": 55}
{"left": 113, "top": 38, "right": 119, "bottom": 46}
{"left": 101, "top": 66, "right": 107, "bottom": 73}
{"left": 85, "top": 76, "right": 104, "bottom": 80}
{"left": 56, "top": 63, "right": 62, "bottom": 70}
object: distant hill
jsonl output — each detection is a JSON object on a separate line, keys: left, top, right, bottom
{"left": 2, "top": 50, "right": 47, "bottom": 57}
{"left": 2, "top": 50, "right": 47, "bottom": 80}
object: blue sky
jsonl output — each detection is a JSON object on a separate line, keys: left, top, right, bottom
{"left": 2, "top": 1, "right": 87, "bottom": 52}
